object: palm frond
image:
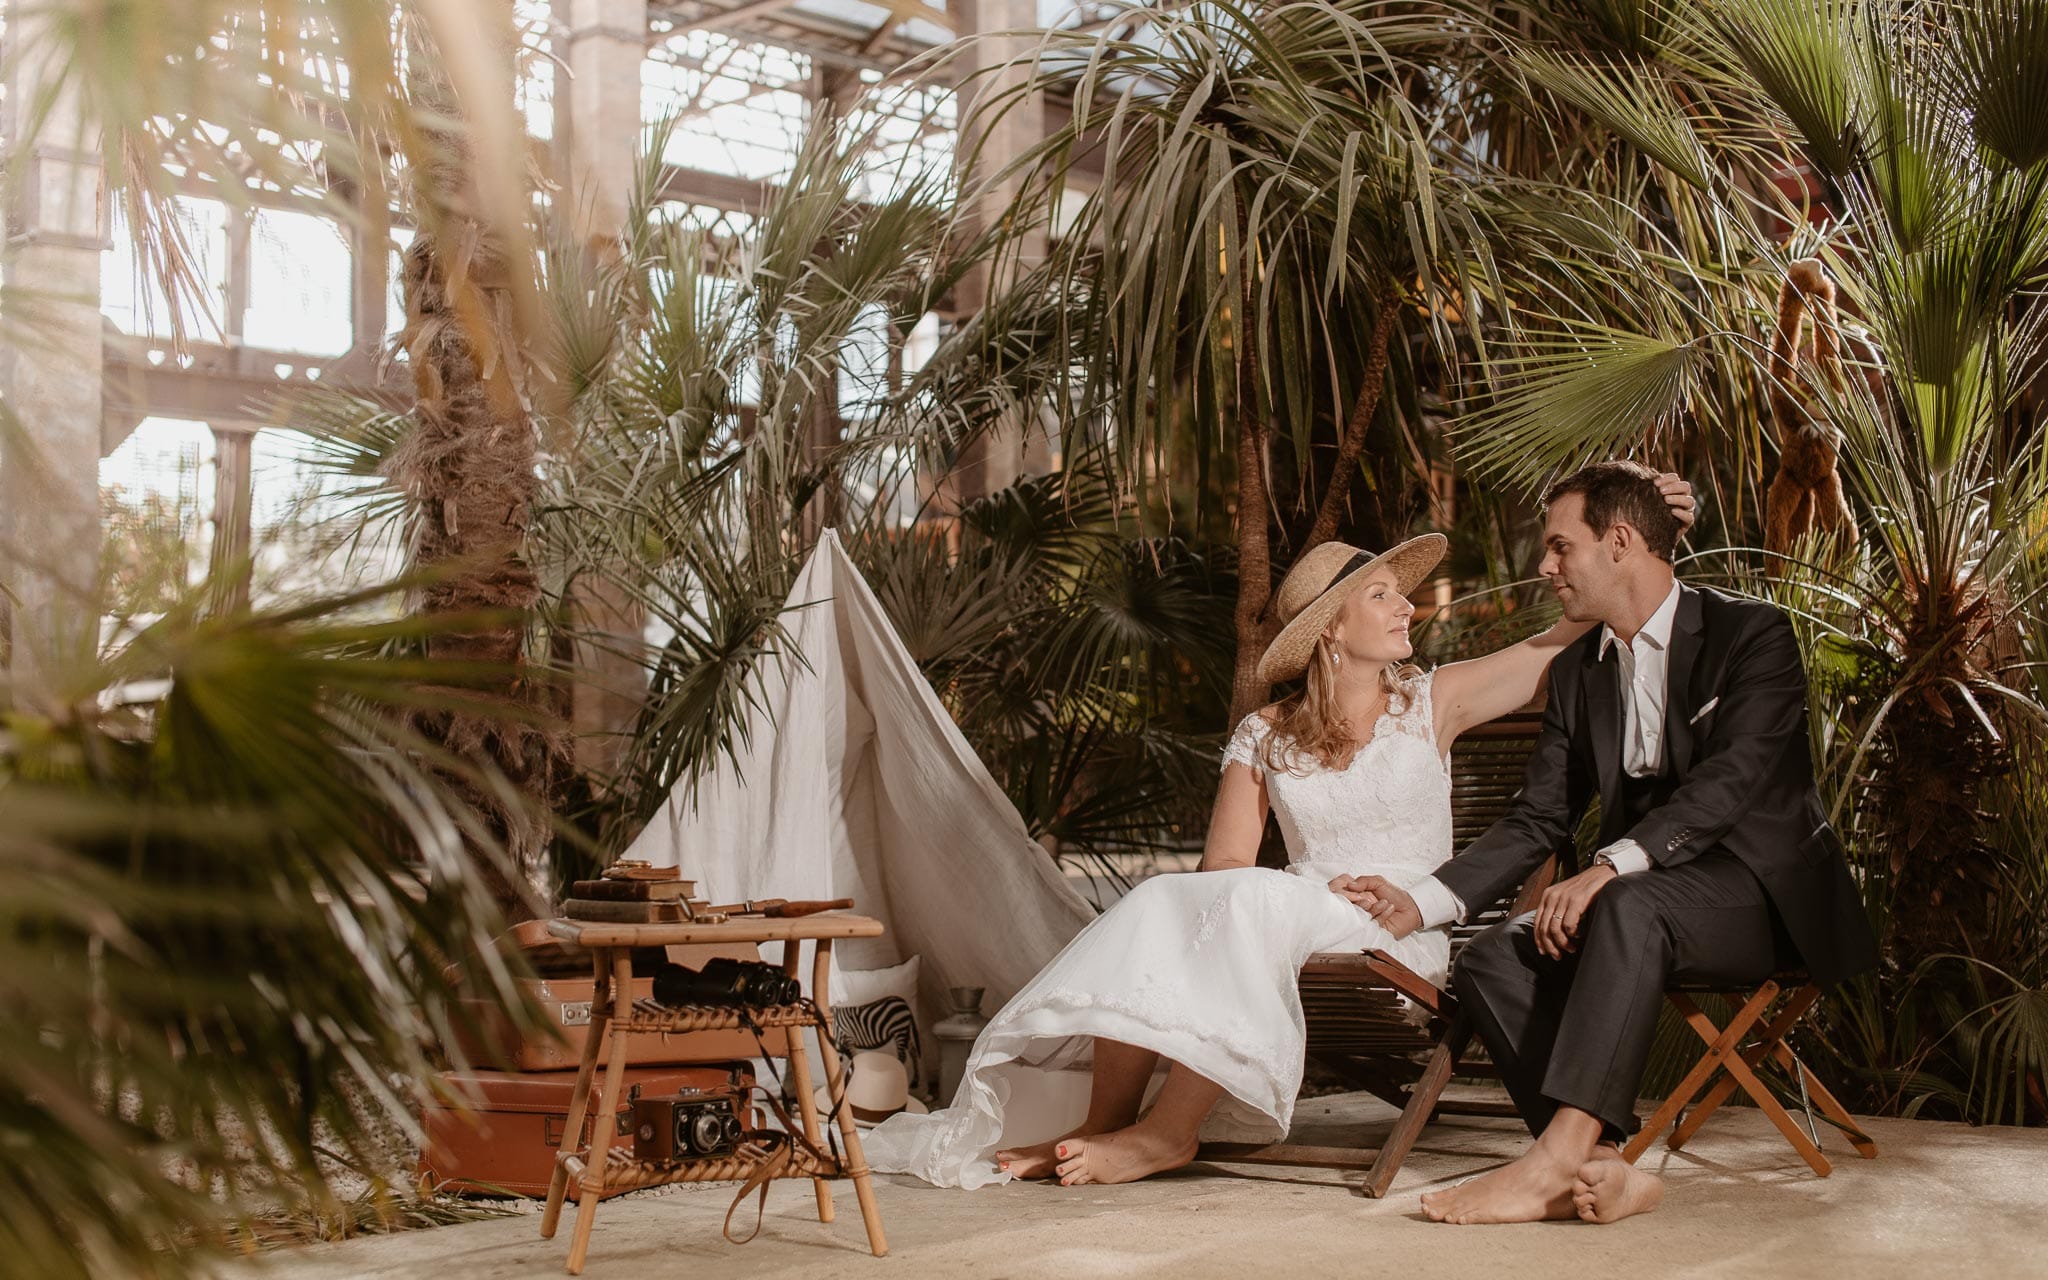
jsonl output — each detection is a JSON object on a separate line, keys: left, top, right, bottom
{"left": 1455, "top": 324, "right": 1707, "bottom": 490}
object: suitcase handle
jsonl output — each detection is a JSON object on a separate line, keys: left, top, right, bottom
{"left": 545, "top": 1107, "right": 633, "bottom": 1148}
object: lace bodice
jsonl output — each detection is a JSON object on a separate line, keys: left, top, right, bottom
{"left": 1221, "top": 670, "right": 1453, "bottom": 888}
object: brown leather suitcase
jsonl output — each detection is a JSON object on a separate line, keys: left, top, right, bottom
{"left": 420, "top": 1062, "right": 756, "bottom": 1199}
{"left": 448, "top": 933, "right": 792, "bottom": 1072}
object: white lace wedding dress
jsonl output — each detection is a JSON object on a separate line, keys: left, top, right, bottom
{"left": 862, "top": 671, "right": 1454, "bottom": 1189}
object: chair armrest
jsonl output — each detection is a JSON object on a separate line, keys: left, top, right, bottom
{"left": 1363, "top": 950, "right": 1456, "bottom": 1018}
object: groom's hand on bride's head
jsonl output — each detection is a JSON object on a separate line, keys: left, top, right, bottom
{"left": 1349, "top": 875, "right": 1422, "bottom": 940}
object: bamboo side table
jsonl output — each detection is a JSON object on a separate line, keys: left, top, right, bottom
{"left": 537, "top": 913, "right": 890, "bottom": 1274}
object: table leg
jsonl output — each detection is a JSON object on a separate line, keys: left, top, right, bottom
{"left": 541, "top": 944, "right": 611, "bottom": 1240}
{"left": 814, "top": 938, "right": 889, "bottom": 1257}
{"left": 565, "top": 948, "right": 634, "bottom": 1276}
{"left": 781, "top": 939, "right": 834, "bottom": 1223}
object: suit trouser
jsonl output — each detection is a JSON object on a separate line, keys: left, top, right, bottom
{"left": 1451, "top": 851, "right": 1783, "bottom": 1142}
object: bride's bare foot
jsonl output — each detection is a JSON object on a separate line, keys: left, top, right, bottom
{"left": 1572, "top": 1157, "right": 1664, "bottom": 1224}
{"left": 1053, "top": 1124, "right": 1198, "bottom": 1186}
{"left": 1420, "top": 1146, "right": 1581, "bottom": 1224}
{"left": 995, "top": 1128, "right": 1088, "bottom": 1180}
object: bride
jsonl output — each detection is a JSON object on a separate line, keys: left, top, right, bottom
{"left": 863, "top": 479, "right": 1695, "bottom": 1189}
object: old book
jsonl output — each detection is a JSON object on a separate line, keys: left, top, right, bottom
{"left": 568, "top": 879, "right": 696, "bottom": 902}
{"left": 601, "top": 860, "right": 680, "bottom": 882}
{"left": 563, "top": 898, "right": 687, "bottom": 924}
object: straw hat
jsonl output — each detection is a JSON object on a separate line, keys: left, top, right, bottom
{"left": 815, "top": 1051, "right": 929, "bottom": 1127}
{"left": 1255, "top": 534, "right": 1448, "bottom": 684}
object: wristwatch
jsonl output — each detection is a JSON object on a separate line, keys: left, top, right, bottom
{"left": 1592, "top": 852, "right": 1620, "bottom": 874}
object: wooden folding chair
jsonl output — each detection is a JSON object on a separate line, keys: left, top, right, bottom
{"left": 1624, "top": 974, "right": 1877, "bottom": 1175}
{"left": 1198, "top": 714, "right": 1563, "bottom": 1198}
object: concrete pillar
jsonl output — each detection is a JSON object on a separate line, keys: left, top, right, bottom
{"left": 949, "top": 0, "right": 1049, "bottom": 501}
{"left": 558, "top": 0, "right": 649, "bottom": 235}
{"left": 794, "top": 64, "right": 864, "bottom": 543}
{"left": 208, "top": 424, "right": 253, "bottom": 610}
{"left": 0, "top": 7, "right": 107, "bottom": 681}
{"left": 555, "top": 0, "right": 651, "bottom": 781}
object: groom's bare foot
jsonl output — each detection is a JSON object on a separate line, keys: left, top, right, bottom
{"left": 1572, "top": 1157, "right": 1664, "bottom": 1223}
{"left": 1053, "top": 1125, "right": 1197, "bottom": 1186}
{"left": 995, "top": 1127, "right": 1088, "bottom": 1179}
{"left": 1420, "top": 1146, "right": 1580, "bottom": 1224}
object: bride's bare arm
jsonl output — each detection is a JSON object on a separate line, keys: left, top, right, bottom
{"left": 1199, "top": 764, "right": 1268, "bottom": 871}
{"left": 1432, "top": 619, "right": 1597, "bottom": 747}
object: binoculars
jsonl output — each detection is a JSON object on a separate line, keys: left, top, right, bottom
{"left": 651, "top": 957, "right": 801, "bottom": 1009}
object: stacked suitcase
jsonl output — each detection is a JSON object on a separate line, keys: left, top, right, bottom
{"left": 420, "top": 930, "right": 786, "bottom": 1200}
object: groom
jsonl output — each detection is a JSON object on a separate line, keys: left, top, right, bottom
{"left": 1354, "top": 460, "right": 1877, "bottom": 1225}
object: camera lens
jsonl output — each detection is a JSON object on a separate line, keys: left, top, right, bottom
{"left": 687, "top": 1109, "right": 726, "bottom": 1154}
{"left": 720, "top": 1112, "right": 744, "bottom": 1145}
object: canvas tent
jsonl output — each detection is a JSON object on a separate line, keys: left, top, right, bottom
{"left": 620, "top": 529, "right": 1098, "bottom": 1072}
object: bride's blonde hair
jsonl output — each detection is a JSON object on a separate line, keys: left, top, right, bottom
{"left": 1257, "top": 633, "right": 1425, "bottom": 775}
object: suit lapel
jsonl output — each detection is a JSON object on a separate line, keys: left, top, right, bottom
{"left": 1663, "top": 584, "right": 1705, "bottom": 776}
{"left": 1584, "top": 640, "right": 1623, "bottom": 820}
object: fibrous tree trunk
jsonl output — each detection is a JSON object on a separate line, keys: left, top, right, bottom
{"left": 1228, "top": 202, "right": 1274, "bottom": 726}
{"left": 393, "top": 18, "right": 568, "bottom": 923}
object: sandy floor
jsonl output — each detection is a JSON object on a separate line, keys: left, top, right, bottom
{"left": 234, "top": 1089, "right": 2048, "bottom": 1280}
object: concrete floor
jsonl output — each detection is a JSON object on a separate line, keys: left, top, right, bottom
{"left": 239, "top": 1091, "right": 2048, "bottom": 1280}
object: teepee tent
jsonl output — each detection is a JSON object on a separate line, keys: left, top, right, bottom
{"left": 620, "top": 528, "right": 1096, "bottom": 1042}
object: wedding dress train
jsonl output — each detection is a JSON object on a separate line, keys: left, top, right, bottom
{"left": 862, "top": 672, "right": 1454, "bottom": 1188}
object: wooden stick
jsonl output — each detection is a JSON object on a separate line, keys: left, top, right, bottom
{"left": 1625, "top": 983, "right": 1778, "bottom": 1164}
{"left": 564, "top": 950, "right": 634, "bottom": 1274}
{"left": 1365, "top": 1015, "right": 1467, "bottom": 1199}
{"left": 780, "top": 940, "right": 834, "bottom": 1225}
{"left": 1670, "top": 986, "right": 1819, "bottom": 1150}
{"left": 816, "top": 938, "right": 889, "bottom": 1256}
{"left": 540, "top": 945, "right": 610, "bottom": 1240}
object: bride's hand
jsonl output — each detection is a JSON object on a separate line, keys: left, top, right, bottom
{"left": 1657, "top": 471, "right": 1699, "bottom": 535}
{"left": 1329, "top": 875, "right": 1377, "bottom": 907}
{"left": 1348, "top": 875, "right": 1423, "bottom": 939}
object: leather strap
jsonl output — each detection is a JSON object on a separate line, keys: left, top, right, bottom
{"left": 719, "top": 1082, "right": 844, "bottom": 1245}
{"left": 722, "top": 1136, "right": 793, "bottom": 1245}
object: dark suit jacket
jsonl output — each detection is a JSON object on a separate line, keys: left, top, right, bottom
{"left": 1435, "top": 583, "right": 1879, "bottom": 988}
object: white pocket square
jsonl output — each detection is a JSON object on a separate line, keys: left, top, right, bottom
{"left": 1689, "top": 697, "right": 1720, "bottom": 724}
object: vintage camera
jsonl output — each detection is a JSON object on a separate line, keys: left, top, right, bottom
{"left": 631, "top": 1087, "right": 752, "bottom": 1163}
{"left": 651, "top": 958, "right": 800, "bottom": 1009}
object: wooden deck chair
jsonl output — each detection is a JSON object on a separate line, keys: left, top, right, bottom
{"left": 1624, "top": 975, "right": 1877, "bottom": 1175}
{"left": 1198, "top": 713, "right": 1566, "bottom": 1198}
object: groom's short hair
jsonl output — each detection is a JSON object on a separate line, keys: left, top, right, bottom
{"left": 1544, "top": 461, "right": 1680, "bottom": 561}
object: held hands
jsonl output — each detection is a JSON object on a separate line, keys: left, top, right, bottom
{"left": 1332, "top": 874, "right": 1423, "bottom": 940}
{"left": 1657, "top": 472, "right": 1699, "bottom": 535}
{"left": 1532, "top": 864, "right": 1619, "bottom": 959}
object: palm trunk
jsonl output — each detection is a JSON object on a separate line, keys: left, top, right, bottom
{"left": 1304, "top": 285, "right": 1403, "bottom": 551}
{"left": 394, "top": 32, "right": 567, "bottom": 923}
{"left": 1229, "top": 203, "right": 1274, "bottom": 725}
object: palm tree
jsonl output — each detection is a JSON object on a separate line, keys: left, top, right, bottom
{"left": 391, "top": 11, "right": 568, "bottom": 921}
{"left": 504, "top": 113, "right": 1236, "bottom": 881}
{"left": 0, "top": 5, "right": 577, "bottom": 1268}
{"left": 1456, "top": 0, "right": 2048, "bottom": 939}
{"left": 1446, "top": 0, "right": 2048, "bottom": 1117}
{"left": 949, "top": 0, "right": 1518, "bottom": 721}
{"left": 0, "top": 499, "right": 548, "bottom": 1276}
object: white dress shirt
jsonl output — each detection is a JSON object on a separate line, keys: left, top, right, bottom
{"left": 1408, "top": 580, "right": 1683, "bottom": 929}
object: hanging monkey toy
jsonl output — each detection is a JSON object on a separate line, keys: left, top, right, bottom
{"left": 1764, "top": 258, "right": 1858, "bottom": 553}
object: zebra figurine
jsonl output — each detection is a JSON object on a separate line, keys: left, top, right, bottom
{"left": 833, "top": 996, "right": 922, "bottom": 1091}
